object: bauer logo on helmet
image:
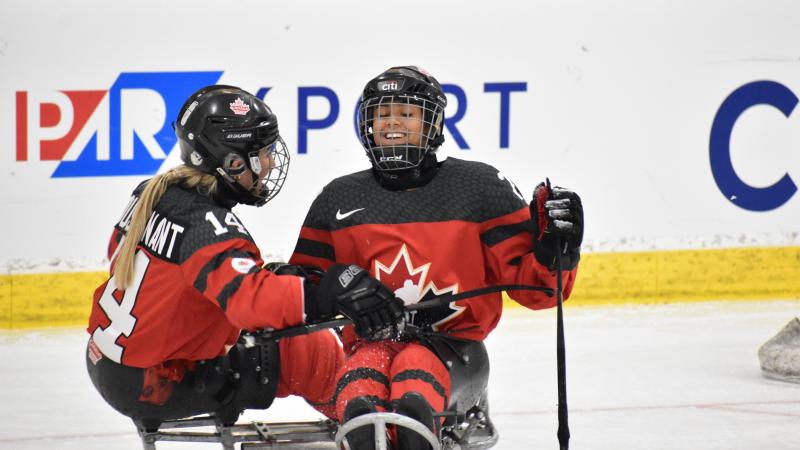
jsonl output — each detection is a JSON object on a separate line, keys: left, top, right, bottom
{"left": 224, "top": 132, "right": 253, "bottom": 140}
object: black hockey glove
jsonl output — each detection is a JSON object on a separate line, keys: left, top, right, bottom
{"left": 310, "top": 264, "right": 405, "bottom": 340}
{"left": 265, "top": 262, "right": 324, "bottom": 283}
{"left": 530, "top": 182, "right": 583, "bottom": 270}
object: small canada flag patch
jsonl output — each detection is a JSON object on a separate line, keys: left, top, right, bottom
{"left": 231, "top": 257, "right": 256, "bottom": 274}
{"left": 229, "top": 97, "right": 250, "bottom": 115}
{"left": 87, "top": 337, "right": 103, "bottom": 365}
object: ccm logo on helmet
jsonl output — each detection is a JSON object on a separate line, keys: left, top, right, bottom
{"left": 380, "top": 155, "right": 404, "bottom": 161}
{"left": 710, "top": 80, "right": 797, "bottom": 212}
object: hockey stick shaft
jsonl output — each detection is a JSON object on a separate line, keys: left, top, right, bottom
{"left": 254, "top": 283, "right": 553, "bottom": 341}
{"left": 556, "top": 236, "right": 570, "bottom": 450}
{"left": 548, "top": 178, "right": 570, "bottom": 450}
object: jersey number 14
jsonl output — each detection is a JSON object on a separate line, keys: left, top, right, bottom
{"left": 91, "top": 251, "right": 151, "bottom": 363}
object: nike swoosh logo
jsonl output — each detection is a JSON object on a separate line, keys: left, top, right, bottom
{"left": 336, "top": 208, "right": 366, "bottom": 220}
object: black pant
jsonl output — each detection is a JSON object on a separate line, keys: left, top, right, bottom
{"left": 421, "top": 337, "right": 490, "bottom": 414}
{"left": 86, "top": 339, "right": 279, "bottom": 429}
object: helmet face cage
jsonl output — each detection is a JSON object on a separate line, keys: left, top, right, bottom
{"left": 220, "top": 135, "right": 290, "bottom": 206}
{"left": 253, "top": 136, "right": 290, "bottom": 205}
{"left": 358, "top": 95, "right": 445, "bottom": 172}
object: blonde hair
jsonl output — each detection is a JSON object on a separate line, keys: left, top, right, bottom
{"left": 114, "top": 165, "right": 218, "bottom": 289}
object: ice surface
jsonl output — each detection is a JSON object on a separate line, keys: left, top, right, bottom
{"left": 1, "top": 300, "right": 798, "bottom": 449}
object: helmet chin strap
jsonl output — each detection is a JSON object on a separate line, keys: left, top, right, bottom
{"left": 212, "top": 169, "right": 266, "bottom": 207}
{"left": 429, "top": 134, "right": 445, "bottom": 148}
{"left": 211, "top": 179, "right": 242, "bottom": 209}
{"left": 373, "top": 152, "right": 439, "bottom": 191}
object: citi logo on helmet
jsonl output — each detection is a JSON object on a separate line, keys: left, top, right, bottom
{"left": 378, "top": 80, "right": 402, "bottom": 91}
{"left": 15, "top": 71, "right": 222, "bottom": 178}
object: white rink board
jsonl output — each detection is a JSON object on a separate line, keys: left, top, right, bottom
{"left": 1, "top": 0, "right": 800, "bottom": 269}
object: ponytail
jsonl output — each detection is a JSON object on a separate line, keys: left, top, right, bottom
{"left": 113, "top": 166, "right": 217, "bottom": 289}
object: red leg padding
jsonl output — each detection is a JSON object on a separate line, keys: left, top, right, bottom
{"left": 275, "top": 330, "right": 344, "bottom": 419}
{"left": 333, "top": 341, "right": 400, "bottom": 420}
{"left": 390, "top": 343, "right": 451, "bottom": 417}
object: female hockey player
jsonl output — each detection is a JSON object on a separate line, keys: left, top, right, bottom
{"left": 85, "top": 85, "right": 404, "bottom": 432}
{"left": 288, "top": 66, "right": 584, "bottom": 449}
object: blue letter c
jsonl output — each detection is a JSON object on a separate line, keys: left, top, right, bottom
{"left": 709, "top": 80, "right": 797, "bottom": 211}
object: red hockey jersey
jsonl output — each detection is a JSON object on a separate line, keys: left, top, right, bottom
{"left": 289, "top": 157, "right": 577, "bottom": 344}
{"left": 87, "top": 183, "right": 305, "bottom": 368}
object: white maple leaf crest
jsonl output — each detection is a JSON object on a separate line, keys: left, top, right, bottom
{"left": 374, "top": 244, "right": 462, "bottom": 330}
{"left": 229, "top": 97, "right": 250, "bottom": 115}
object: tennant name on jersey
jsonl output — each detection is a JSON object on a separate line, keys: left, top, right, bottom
{"left": 141, "top": 211, "right": 185, "bottom": 260}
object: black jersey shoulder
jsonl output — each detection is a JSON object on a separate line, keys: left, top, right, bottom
{"left": 432, "top": 157, "right": 528, "bottom": 220}
{"left": 298, "top": 168, "right": 374, "bottom": 230}
{"left": 114, "top": 179, "right": 151, "bottom": 235}
{"left": 301, "top": 158, "right": 528, "bottom": 231}
{"left": 143, "top": 184, "right": 256, "bottom": 263}
{"left": 446, "top": 157, "right": 528, "bottom": 214}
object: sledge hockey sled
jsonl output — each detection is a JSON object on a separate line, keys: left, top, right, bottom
{"left": 133, "top": 284, "right": 552, "bottom": 450}
{"left": 134, "top": 393, "right": 497, "bottom": 449}
{"left": 334, "top": 394, "right": 499, "bottom": 450}
{"left": 135, "top": 415, "right": 338, "bottom": 449}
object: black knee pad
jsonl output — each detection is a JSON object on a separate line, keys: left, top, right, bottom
{"left": 424, "top": 337, "right": 489, "bottom": 415}
{"left": 343, "top": 396, "right": 378, "bottom": 450}
{"left": 395, "top": 392, "right": 436, "bottom": 450}
{"left": 214, "top": 339, "right": 280, "bottom": 425}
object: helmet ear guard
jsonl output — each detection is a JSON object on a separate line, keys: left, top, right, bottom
{"left": 222, "top": 153, "right": 248, "bottom": 177}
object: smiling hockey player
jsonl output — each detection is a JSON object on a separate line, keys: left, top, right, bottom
{"left": 289, "top": 66, "right": 584, "bottom": 449}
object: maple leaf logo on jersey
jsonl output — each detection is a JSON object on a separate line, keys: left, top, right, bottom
{"left": 374, "top": 244, "right": 461, "bottom": 330}
{"left": 229, "top": 97, "right": 250, "bottom": 115}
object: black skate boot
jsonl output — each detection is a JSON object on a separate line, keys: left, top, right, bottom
{"left": 395, "top": 392, "right": 436, "bottom": 450}
{"left": 343, "top": 396, "right": 378, "bottom": 450}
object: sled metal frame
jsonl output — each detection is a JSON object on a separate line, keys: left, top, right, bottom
{"left": 335, "top": 412, "right": 441, "bottom": 450}
{"left": 135, "top": 399, "right": 497, "bottom": 449}
{"left": 330, "top": 407, "right": 498, "bottom": 450}
{"left": 440, "top": 404, "right": 499, "bottom": 450}
{"left": 136, "top": 415, "right": 338, "bottom": 450}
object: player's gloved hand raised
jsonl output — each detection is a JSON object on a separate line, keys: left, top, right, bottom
{"left": 308, "top": 264, "right": 405, "bottom": 340}
{"left": 530, "top": 182, "right": 583, "bottom": 270}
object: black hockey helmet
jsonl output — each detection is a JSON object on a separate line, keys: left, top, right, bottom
{"left": 357, "top": 66, "right": 447, "bottom": 172}
{"left": 174, "top": 85, "right": 289, "bottom": 206}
